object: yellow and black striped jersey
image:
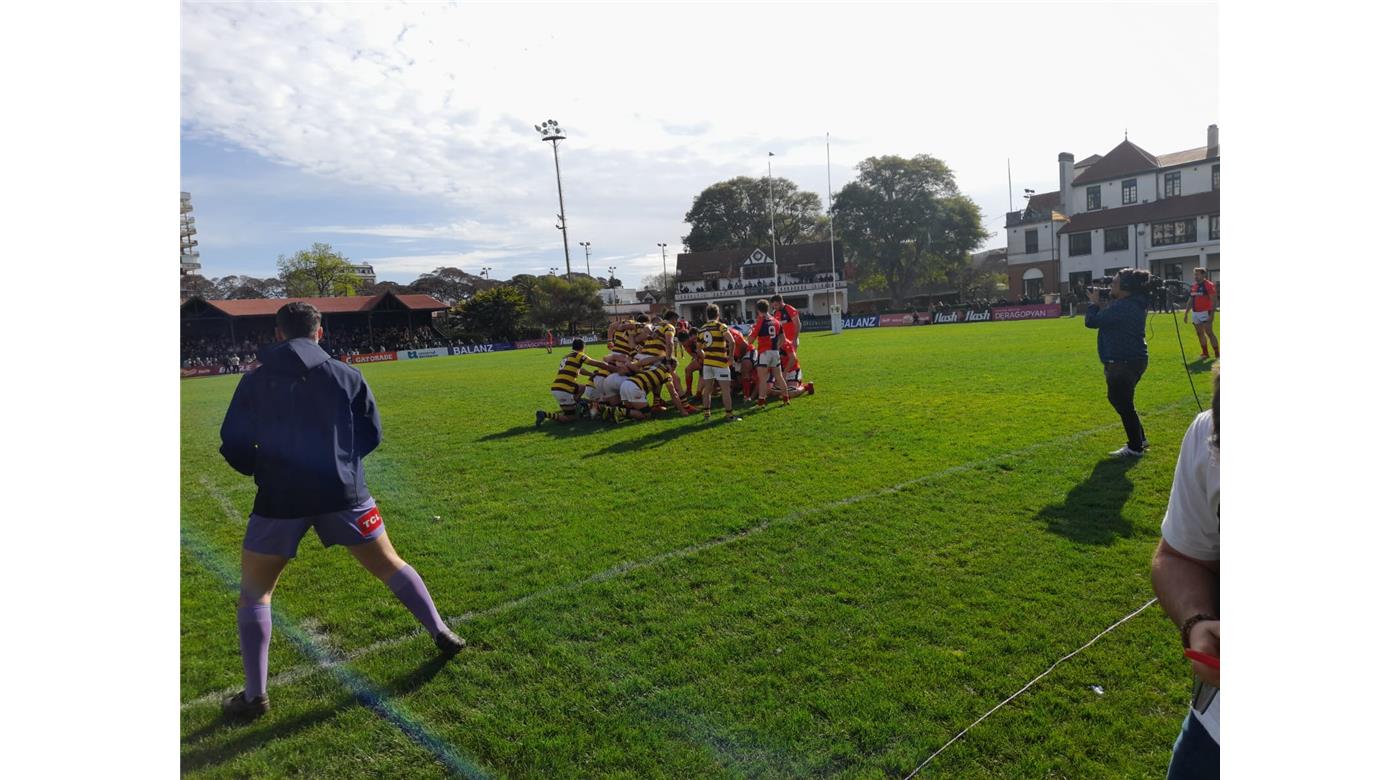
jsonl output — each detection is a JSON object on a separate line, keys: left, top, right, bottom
{"left": 550, "top": 350, "right": 589, "bottom": 393}
{"left": 629, "top": 365, "right": 671, "bottom": 394}
{"left": 586, "top": 362, "right": 613, "bottom": 384}
{"left": 697, "top": 320, "right": 731, "bottom": 367}
{"left": 638, "top": 325, "right": 667, "bottom": 357}
{"left": 609, "top": 322, "right": 637, "bottom": 355}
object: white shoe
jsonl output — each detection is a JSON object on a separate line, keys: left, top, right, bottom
{"left": 1109, "top": 445, "right": 1144, "bottom": 457}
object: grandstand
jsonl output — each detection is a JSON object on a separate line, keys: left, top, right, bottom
{"left": 180, "top": 292, "right": 448, "bottom": 368}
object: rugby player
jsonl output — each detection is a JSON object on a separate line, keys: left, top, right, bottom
{"left": 611, "top": 357, "right": 689, "bottom": 421}
{"left": 746, "top": 299, "right": 792, "bottom": 406}
{"left": 536, "top": 338, "right": 613, "bottom": 426}
{"left": 1186, "top": 267, "right": 1219, "bottom": 361}
{"left": 695, "top": 304, "right": 740, "bottom": 421}
{"left": 779, "top": 335, "right": 814, "bottom": 397}
{"left": 218, "top": 303, "right": 464, "bottom": 718}
{"left": 676, "top": 329, "right": 704, "bottom": 399}
{"left": 769, "top": 293, "right": 802, "bottom": 351}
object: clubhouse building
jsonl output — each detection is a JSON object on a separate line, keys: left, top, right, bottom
{"left": 673, "top": 241, "right": 848, "bottom": 323}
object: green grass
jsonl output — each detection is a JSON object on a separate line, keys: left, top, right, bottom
{"left": 181, "top": 313, "right": 1219, "bottom": 778}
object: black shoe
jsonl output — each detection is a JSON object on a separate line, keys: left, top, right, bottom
{"left": 434, "top": 629, "right": 466, "bottom": 655}
{"left": 222, "top": 690, "right": 270, "bottom": 718}
{"left": 535, "top": 410, "right": 546, "bottom": 427}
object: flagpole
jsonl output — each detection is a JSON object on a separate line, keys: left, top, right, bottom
{"left": 827, "top": 133, "right": 841, "bottom": 334}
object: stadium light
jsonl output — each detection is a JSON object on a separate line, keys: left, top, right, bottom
{"left": 535, "top": 119, "right": 572, "bottom": 276}
{"left": 578, "top": 241, "right": 592, "bottom": 277}
{"left": 657, "top": 243, "right": 668, "bottom": 303}
{"left": 480, "top": 266, "right": 492, "bottom": 280}
{"left": 550, "top": 267, "right": 559, "bottom": 276}
{"left": 607, "top": 265, "right": 619, "bottom": 317}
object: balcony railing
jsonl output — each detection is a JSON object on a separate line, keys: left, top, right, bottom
{"left": 674, "top": 279, "right": 845, "bottom": 301}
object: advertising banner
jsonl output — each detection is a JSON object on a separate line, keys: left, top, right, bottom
{"left": 179, "top": 362, "right": 261, "bottom": 379}
{"left": 447, "top": 343, "right": 515, "bottom": 356}
{"left": 180, "top": 367, "right": 221, "bottom": 379}
{"left": 990, "top": 303, "right": 1061, "bottom": 321}
{"left": 348, "top": 351, "right": 398, "bottom": 365}
{"left": 841, "top": 315, "right": 880, "bottom": 329}
{"left": 929, "top": 309, "right": 967, "bottom": 325}
{"left": 513, "top": 334, "right": 601, "bottom": 349}
{"left": 396, "top": 347, "right": 452, "bottom": 361}
{"left": 879, "top": 313, "right": 920, "bottom": 327}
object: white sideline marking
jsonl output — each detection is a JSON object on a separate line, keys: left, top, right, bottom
{"left": 183, "top": 400, "right": 1191, "bottom": 710}
{"left": 902, "top": 597, "right": 1161, "bottom": 779}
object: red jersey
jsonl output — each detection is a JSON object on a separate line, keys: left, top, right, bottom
{"left": 774, "top": 303, "right": 800, "bottom": 342}
{"left": 1190, "top": 279, "right": 1216, "bottom": 312}
{"left": 729, "top": 327, "right": 750, "bottom": 361}
{"left": 748, "top": 315, "right": 781, "bottom": 353}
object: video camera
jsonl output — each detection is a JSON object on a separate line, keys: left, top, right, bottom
{"left": 1086, "top": 271, "right": 1165, "bottom": 301}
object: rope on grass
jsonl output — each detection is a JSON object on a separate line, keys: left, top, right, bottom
{"left": 903, "top": 597, "right": 1160, "bottom": 779}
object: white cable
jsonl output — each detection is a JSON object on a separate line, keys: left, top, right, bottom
{"left": 903, "top": 597, "right": 1161, "bottom": 780}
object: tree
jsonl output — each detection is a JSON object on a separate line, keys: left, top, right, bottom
{"left": 181, "top": 273, "right": 216, "bottom": 300}
{"left": 277, "top": 243, "right": 363, "bottom": 297}
{"left": 447, "top": 285, "right": 527, "bottom": 342}
{"left": 683, "top": 176, "right": 828, "bottom": 252}
{"left": 639, "top": 273, "right": 677, "bottom": 305}
{"left": 508, "top": 274, "right": 542, "bottom": 309}
{"left": 365, "top": 280, "right": 411, "bottom": 296}
{"left": 528, "top": 275, "right": 607, "bottom": 334}
{"left": 831, "top": 155, "right": 989, "bottom": 309}
{"left": 409, "top": 267, "right": 476, "bottom": 305}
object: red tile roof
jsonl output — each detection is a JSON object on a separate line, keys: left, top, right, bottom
{"left": 1060, "top": 190, "right": 1219, "bottom": 233}
{"left": 188, "top": 293, "right": 448, "bottom": 319}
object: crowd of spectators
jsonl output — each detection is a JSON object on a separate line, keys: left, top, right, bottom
{"left": 676, "top": 273, "right": 841, "bottom": 296}
{"left": 180, "top": 324, "right": 455, "bottom": 368}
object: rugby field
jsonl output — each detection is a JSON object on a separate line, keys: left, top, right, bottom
{"left": 180, "top": 313, "right": 1219, "bottom": 778}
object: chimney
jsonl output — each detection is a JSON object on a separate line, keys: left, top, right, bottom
{"left": 1207, "top": 124, "right": 1219, "bottom": 156}
{"left": 1058, "top": 152, "right": 1074, "bottom": 216}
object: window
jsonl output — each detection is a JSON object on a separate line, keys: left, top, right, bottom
{"left": 1069, "top": 233, "right": 1092, "bottom": 256}
{"left": 1152, "top": 218, "right": 1198, "bottom": 246}
{"left": 1122, "top": 179, "right": 1137, "bottom": 205}
{"left": 1164, "top": 263, "right": 1183, "bottom": 281}
{"left": 1104, "top": 226, "right": 1129, "bottom": 252}
{"left": 1086, "top": 185, "right": 1101, "bottom": 210}
{"left": 1212, "top": 164, "right": 1220, "bottom": 191}
{"left": 1164, "top": 171, "right": 1181, "bottom": 198}
{"left": 1023, "top": 278, "right": 1043, "bottom": 298}
{"left": 1209, "top": 215, "right": 1220, "bottom": 240}
{"left": 1024, "top": 228, "right": 1039, "bottom": 254}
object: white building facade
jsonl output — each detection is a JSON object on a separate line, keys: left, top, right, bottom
{"left": 180, "top": 191, "right": 201, "bottom": 276}
{"left": 350, "top": 263, "right": 376, "bottom": 288}
{"left": 1005, "top": 125, "right": 1220, "bottom": 300}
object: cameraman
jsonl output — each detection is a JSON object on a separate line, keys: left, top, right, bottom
{"left": 1085, "top": 269, "right": 1152, "bottom": 457}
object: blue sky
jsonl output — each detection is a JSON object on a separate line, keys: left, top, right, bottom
{"left": 181, "top": 2, "right": 1218, "bottom": 288}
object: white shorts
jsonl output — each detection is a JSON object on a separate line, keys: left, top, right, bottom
{"left": 702, "top": 365, "right": 731, "bottom": 382}
{"left": 551, "top": 389, "right": 577, "bottom": 407}
{"left": 603, "top": 372, "right": 628, "bottom": 397}
{"left": 1191, "top": 311, "right": 1212, "bottom": 325}
{"left": 619, "top": 380, "right": 647, "bottom": 405}
{"left": 785, "top": 369, "right": 803, "bottom": 384}
{"left": 757, "top": 350, "right": 781, "bottom": 368}
{"left": 580, "top": 385, "right": 598, "bottom": 402}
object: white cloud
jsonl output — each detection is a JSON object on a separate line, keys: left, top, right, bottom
{"left": 182, "top": 3, "right": 1217, "bottom": 283}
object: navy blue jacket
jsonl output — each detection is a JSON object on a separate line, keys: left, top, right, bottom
{"left": 220, "top": 338, "right": 382, "bottom": 518}
{"left": 1084, "top": 293, "right": 1149, "bottom": 363}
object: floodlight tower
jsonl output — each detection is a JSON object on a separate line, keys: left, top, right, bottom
{"left": 534, "top": 119, "right": 572, "bottom": 276}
